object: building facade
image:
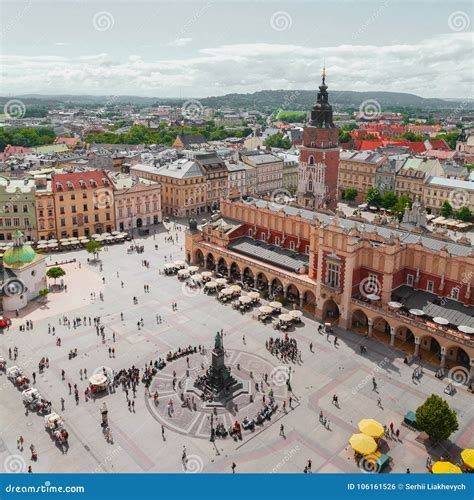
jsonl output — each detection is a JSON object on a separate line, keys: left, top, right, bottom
{"left": 0, "top": 177, "right": 37, "bottom": 242}
{"left": 185, "top": 198, "right": 474, "bottom": 382}
{"left": 51, "top": 170, "right": 115, "bottom": 238}
{"left": 241, "top": 153, "right": 283, "bottom": 195}
{"left": 109, "top": 173, "right": 162, "bottom": 232}
{"left": 338, "top": 151, "right": 387, "bottom": 202}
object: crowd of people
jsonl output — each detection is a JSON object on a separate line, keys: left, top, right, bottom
{"left": 265, "top": 335, "right": 300, "bottom": 363}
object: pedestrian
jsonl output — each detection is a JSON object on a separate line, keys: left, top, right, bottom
{"left": 395, "top": 429, "right": 400, "bottom": 439}
{"left": 61, "top": 397, "right": 65, "bottom": 411}
{"left": 307, "top": 459, "right": 312, "bottom": 471}
{"left": 377, "top": 397, "right": 382, "bottom": 408}
{"left": 309, "top": 342, "right": 313, "bottom": 352}
{"left": 28, "top": 466, "right": 32, "bottom": 473}
{"left": 279, "top": 424, "right": 285, "bottom": 437}
{"left": 32, "top": 372, "right": 36, "bottom": 384}
{"left": 161, "top": 425, "right": 165, "bottom": 439}
{"left": 231, "top": 462, "right": 236, "bottom": 474}
{"left": 372, "top": 377, "right": 377, "bottom": 391}
{"left": 112, "top": 348, "right": 115, "bottom": 357}
{"left": 131, "top": 400, "right": 135, "bottom": 412}
{"left": 18, "top": 435, "right": 24, "bottom": 450}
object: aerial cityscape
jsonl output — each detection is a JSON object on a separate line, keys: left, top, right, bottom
{"left": 0, "top": 0, "right": 473, "bottom": 495}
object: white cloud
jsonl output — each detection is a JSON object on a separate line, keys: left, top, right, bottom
{"left": 166, "top": 37, "right": 193, "bottom": 48}
{"left": 1, "top": 32, "right": 472, "bottom": 98}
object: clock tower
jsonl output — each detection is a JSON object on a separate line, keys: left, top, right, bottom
{"left": 297, "top": 68, "right": 339, "bottom": 211}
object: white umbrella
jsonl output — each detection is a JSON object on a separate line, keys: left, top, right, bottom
{"left": 173, "top": 260, "right": 185, "bottom": 268}
{"left": 458, "top": 325, "right": 474, "bottom": 334}
{"left": 59, "top": 238, "right": 69, "bottom": 243}
{"left": 61, "top": 241, "right": 71, "bottom": 246}
{"left": 289, "top": 310, "right": 302, "bottom": 319}
{"left": 269, "top": 301, "right": 282, "bottom": 309}
{"left": 220, "top": 288, "right": 233, "bottom": 295}
{"left": 229, "top": 285, "right": 241, "bottom": 293}
{"left": 201, "top": 271, "right": 213, "bottom": 278}
{"left": 188, "top": 266, "right": 199, "bottom": 274}
{"left": 247, "top": 291, "right": 260, "bottom": 300}
{"left": 279, "top": 313, "right": 293, "bottom": 323}
{"left": 205, "top": 281, "right": 217, "bottom": 289}
{"left": 102, "top": 232, "right": 111, "bottom": 237}
{"left": 164, "top": 263, "right": 175, "bottom": 270}
{"left": 388, "top": 301, "right": 402, "bottom": 309}
{"left": 89, "top": 373, "right": 107, "bottom": 386}
{"left": 191, "top": 273, "right": 202, "bottom": 281}
{"left": 239, "top": 296, "right": 252, "bottom": 304}
{"left": 259, "top": 306, "right": 273, "bottom": 314}
{"left": 47, "top": 242, "right": 57, "bottom": 247}
{"left": 409, "top": 309, "right": 425, "bottom": 316}
{"left": 47, "top": 239, "right": 58, "bottom": 243}
{"left": 178, "top": 269, "right": 189, "bottom": 278}
{"left": 215, "top": 278, "right": 227, "bottom": 286}
{"left": 433, "top": 317, "right": 449, "bottom": 325}
{"left": 91, "top": 234, "right": 101, "bottom": 239}
{"left": 111, "top": 231, "right": 121, "bottom": 236}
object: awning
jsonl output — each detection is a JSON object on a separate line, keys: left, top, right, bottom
{"left": 433, "top": 317, "right": 449, "bottom": 325}
{"left": 358, "top": 419, "right": 384, "bottom": 439}
{"left": 349, "top": 433, "right": 377, "bottom": 455}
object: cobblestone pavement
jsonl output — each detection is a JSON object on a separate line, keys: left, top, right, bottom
{"left": 0, "top": 222, "right": 472, "bottom": 474}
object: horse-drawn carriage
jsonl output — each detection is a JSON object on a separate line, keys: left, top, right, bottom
{"left": 22, "top": 388, "right": 40, "bottom": 407}
{"left": 7, "top": 366, "right": 29, "bottom": 388}
{"left": 0, "top": 356, "right": 6, "bottom": 371}
{"left": 44, "top": 412, "right": 68, "bottom": 445}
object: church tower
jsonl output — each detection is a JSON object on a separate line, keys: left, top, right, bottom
{"left": 297, "top": 68, "right": 339, "bottom": 211}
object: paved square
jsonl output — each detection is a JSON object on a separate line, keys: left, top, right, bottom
{"left": 0, "top": 222, "right": 472, "bottom": 474}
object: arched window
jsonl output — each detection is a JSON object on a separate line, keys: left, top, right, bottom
{"left": 451, "top": 287, "right": 460, "bottom": 300}
{"left": 289, "top": 240, "right": 295, "bottom": 250}
{"left": 309, "top": 156, "right": 315, "bottom": 165}
{"left": 308, "top": 181, "right": 313, "bottom": 191}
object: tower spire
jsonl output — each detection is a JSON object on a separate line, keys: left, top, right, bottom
{"left": 322, "top": 65, "right": 326, "bottom": 86}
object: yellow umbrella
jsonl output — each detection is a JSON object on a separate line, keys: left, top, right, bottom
{"left": 431, "top": 461, "right": 462, "bottom": 474}
{"left": 349, "top": 433, "right": 378, "bottom": 455}
{"left": 460, "top": 449, "right": 474, "bottom": 469}
{"left": 358, "top": 419, "right": 384, "bottom": 439}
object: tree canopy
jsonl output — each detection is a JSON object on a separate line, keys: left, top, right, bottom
{"left": 440, "top": 201, "right": 453, "bottom": 218}
{"left": 46, "top": 267, "right": 66, "bottom": 282}
{"left": 0, "top": 127, "right": 56, "bottom": 151}
{"left": 343, "top": 187, "right": 358, "bottom": 201}
{"left": 263, "top": 132, "right": 292, "bottom": 150}
{"left": 416, "top": 394, "right": 459, "bottom": 443}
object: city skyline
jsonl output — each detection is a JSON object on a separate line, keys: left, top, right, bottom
{"left": 0, "top": 0, "right": 472, "bottom": 98}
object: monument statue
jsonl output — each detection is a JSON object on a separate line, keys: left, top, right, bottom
{"left": 214, "top": 332, "right": 222, "bottom": 350}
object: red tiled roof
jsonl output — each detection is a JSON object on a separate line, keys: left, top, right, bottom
{"left": 421, "top": 149, "right": 455, "bottom": 160}
{"left": 427, "top": 139, "right": 450, "bottom": 150}
{"left": 54, "top": 137, "right": 80, "bottom": 146}
{"left": 52, "top": 170, "right": 111, "bottom": 192}
{"left": 352, "top": 139, "right": 384, "bottom": 150}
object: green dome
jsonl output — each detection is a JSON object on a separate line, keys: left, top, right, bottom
{"left": 3, "top": 244, "right": 37, "bottom": 266}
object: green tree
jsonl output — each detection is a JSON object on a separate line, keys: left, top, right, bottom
{"left": 85, "top": 240, "right": 103, "bottom": 260}
{"left": 263, "top": 132, "right": 292, "bottom": 149}
{"left": 392, "top": 194, "right": 412, "bottom": 221}
{"left": 46, "top": 266, "right": 66, "bottom": 284}
{"left": 416, "top": 394, "right": 459, "bottom": 443}
{"left": 366, "top": 188, "right": 381, "bottom": 206}
{"left": 400, "top": 131, "right": 424, "bottom": 142}
{"left": 454, "top": 206, "right": 472, "bottom": 222}
{"left": 381, "top": 191, "right": 398, "bottom": 209}
{"left": 339, "top": 130, "right": 352, "bottom": 143}
{"left": 440, "top": 201, "right": 453, "bottom": 218}
{"left": 38, "top": 288, "right": 49, "bottom": 302}
{"left": 343, "top": 187, "right": 358, "bottom": 201}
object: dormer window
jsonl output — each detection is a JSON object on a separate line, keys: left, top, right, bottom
{"left": 56, "top": 182, "right": 63, "bottom": 190}
{"left": 66, "top": 181, "right": 74, "bottom": 189}
{"left": 79, "top": 180, "right": 86, "bottom": 188}
{"left": 90, "top": 179, "right": 97, "bottom": 187}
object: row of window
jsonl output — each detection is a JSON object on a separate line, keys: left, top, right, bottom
{"left": 406, "top": 274, "right": 460, "bottom": 300}
{"left": 1, "top": 204, "right": 29, "bottom": 214}
{"left": 0, "top": 217, "right": 30, "bottom": 227}
{"left": 253, "top": 229, "right": 310, "bottom": 253}
{"left": 59, "top": 212, "right": 111, "bottom": 227}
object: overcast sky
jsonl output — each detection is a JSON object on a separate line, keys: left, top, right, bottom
{"left": 0, "top": 0, "right": 472, "bottom": 98}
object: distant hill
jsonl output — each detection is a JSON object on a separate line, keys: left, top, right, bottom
{"left": 0, "top": 90, "right": 470, "bottom": 112}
